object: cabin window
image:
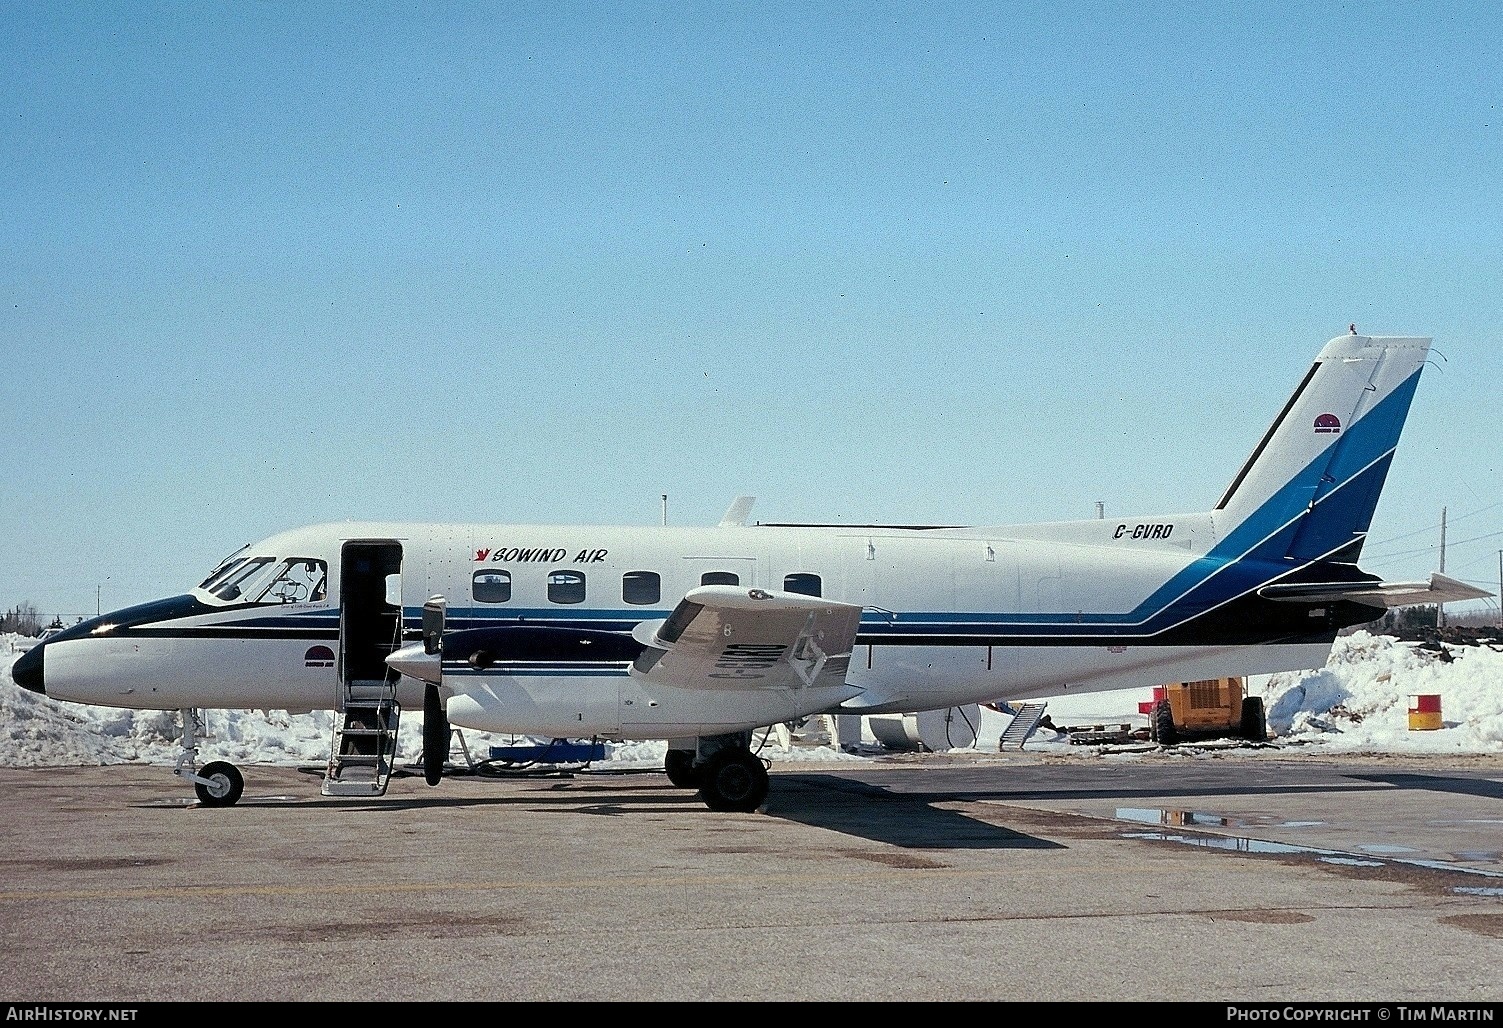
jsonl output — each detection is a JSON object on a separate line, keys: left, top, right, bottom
{"left": 548, "top": 570, "right": 586, "bottom": 604}
{"left": 472, "top": 570, "right": 512, "bottom": 603}
{"left": 700, "top": 571, "right": 740, "bottom": 586}
{"left": 783, "top": 573, "right": 822, "bottom": 597}
{"left": 622, "top": 571, "right": 661, "bottom": 605}
{"left": 254, "top": 559, "right": 328, "bottom": 604}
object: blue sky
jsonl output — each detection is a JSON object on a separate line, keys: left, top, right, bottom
{"left": 2, "top": 2, "right": 1501, "bottom": 618}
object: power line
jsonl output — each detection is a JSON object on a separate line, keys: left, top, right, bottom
{"left": 1364, "top": 499, "right": 1503, "bottom": 549}
{"left": 1363, "top": 527, "right": 1503, "bottom": 568}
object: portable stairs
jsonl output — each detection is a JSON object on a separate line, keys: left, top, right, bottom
{"left": 998, "top": 702, "right": 1049, "bottom": 751}
{"left": 323, "top": 628, "right": 404, "bottom": 797}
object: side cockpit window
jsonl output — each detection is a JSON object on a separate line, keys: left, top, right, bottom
{"left": 255, "top": 559, "right": 328, "bottom": 604}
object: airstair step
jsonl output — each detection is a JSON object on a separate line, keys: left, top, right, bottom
{"left": 321, "top": 780, "right": 388, "bottom": 797}
{"left": 324, "top": 690, "right": 401, "bottom": 798}
{"left": 998, "top": 702, "right": 1049, "bottom": 751}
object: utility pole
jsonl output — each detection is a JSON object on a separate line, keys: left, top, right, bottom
{"left": 661, "top": 494, "right": 668, "bottom": 526}
{"left": 1095, "top": 501, "right": 1104, "bottom": 519}
{"left": 1498, "top": 550, "right": 1502, "bottom": 631}
{"left": 1437, "top": 507, "right": 1447, "bottom": 629}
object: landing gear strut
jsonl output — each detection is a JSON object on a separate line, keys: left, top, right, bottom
{"left": 173, "top": 707, "right": 245, "bottom": 807}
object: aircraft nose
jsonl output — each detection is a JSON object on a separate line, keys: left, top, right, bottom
{"left": 11, "top": 643, "right": 44, "bottom": 695}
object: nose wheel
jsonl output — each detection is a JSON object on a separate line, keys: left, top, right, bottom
{"left": 172, "top": 707, "right": 246, "bottom": 807}
{"left": 193, "top": 761, "right": 245, "bottom": 807}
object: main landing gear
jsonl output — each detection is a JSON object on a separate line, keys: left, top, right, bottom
{"left": 173, "top": 707, "right": 245, "bottom": 807}
{"left": 664, "top": 732, "right": 770, "bottom": 813}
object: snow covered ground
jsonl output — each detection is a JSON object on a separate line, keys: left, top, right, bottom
{"left": 4, "top": 631, "right": 1501, "bottom": 772}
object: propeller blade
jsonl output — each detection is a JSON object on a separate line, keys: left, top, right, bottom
{"left": 422, "top": 595, "right": 448, "bottom": 786}
{"left": 422, "top": 594, "right": 446, "bottom": 655}
{"left": 424, "top": 683, "right": 449, "bottom": 787}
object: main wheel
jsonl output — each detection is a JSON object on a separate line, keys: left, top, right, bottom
{"left": 1151, "top": 699, "right": 1178, "bottom": 746}
{"left": 1240, "top": 696, "right": 1268, "bottom": 741}
{"left": 194, "top": 761, "right": 244, "bottom": 807}
{"left": 698, "top": 750, "right": 769, "bottom": 813}
{"left": 664, "top": 749, "right": 703, "bottom": 788}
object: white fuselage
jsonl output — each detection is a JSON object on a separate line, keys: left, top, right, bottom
{"left": 31, "top": 516, "right": 1333, "bottom": 739}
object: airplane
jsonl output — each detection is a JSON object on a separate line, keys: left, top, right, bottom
{"left": 10, "top": 329, "right": 1490, "bottom": 812}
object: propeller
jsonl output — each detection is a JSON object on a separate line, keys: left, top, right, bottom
{"left": 421, "top": 595, "right": 449, "bottom": 787}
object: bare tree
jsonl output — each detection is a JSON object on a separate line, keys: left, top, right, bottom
{"left": 2, "top": 602, "right": 41, "bottom": 636}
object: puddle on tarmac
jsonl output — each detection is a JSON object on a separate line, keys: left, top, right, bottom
{"left": 1122, "top": 831, "right": 1321, "bottom": 856}
{"left": 1115, "top": 807, "right": 1327, "bottom": 831}
{"left": 1117, "top": 807, "right": 1241, "bottom": 828}
{"left": 1117, "top": 808, "right": 1503, "bottom": 880}
{"left": 1317, "top": 857, "right": 1386, "bottom": 867}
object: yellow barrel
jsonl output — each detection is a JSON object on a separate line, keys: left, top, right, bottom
{"left": 1408, "top": 694, "right": 1443, "bottom": 731}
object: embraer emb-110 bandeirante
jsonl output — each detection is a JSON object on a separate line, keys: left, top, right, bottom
{"left": 12, "top": 330, "right": 1489, "bottom": 811}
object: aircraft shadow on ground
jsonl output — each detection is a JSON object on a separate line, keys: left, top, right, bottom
{"left": 163, "top": 766, "right": 1061, "bottom": 848}
{"left": 767, "top": 773, "right": 1065, "bottom": 850}
{"left": 1347, "top": 773, "right": 1503, "bottom": 801}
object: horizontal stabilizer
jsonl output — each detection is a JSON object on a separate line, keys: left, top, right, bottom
{"left": 1258, "top": 572, "right": 1492, "bottom": 609}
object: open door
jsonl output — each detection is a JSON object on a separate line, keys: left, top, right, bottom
{"left": 339, "top": 540, "right": 404, "bottom": 692}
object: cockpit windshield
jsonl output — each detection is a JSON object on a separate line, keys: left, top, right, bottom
{"left": 204, "top": 557, "right": 276, "bottom": 601}
{"left": 198, "top": 547, "right": 251, "bottom": 593}
{"left": 195, "top": 556, "right": 328, "bottom": 605}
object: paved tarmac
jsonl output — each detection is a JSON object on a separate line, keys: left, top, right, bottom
{"left": 3, "top": 747, "right": 1503, "bottom": 1003}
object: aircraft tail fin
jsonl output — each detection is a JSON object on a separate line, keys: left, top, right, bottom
{"left": 1213, "top": 331, "right": 1432, "bottom": 564}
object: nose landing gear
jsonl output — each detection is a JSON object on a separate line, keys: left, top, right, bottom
{"left": 172, "top": 707, "right": 245, "bottom": 807}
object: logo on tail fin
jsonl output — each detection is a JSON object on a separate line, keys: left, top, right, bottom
{"left": 1313, "top": 413, "right": 1342, "bottom": 434}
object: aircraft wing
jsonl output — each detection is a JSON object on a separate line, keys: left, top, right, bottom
{"left": 1258, "top": 572, "right": 1492, "bottom": 608}
{"left": 629, "top": 585, "right": 862, "bottom": 692}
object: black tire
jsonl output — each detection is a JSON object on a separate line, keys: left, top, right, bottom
{"left": 194, "top": 761, "right": 244, "bottom": 807}
{"left": 698, "top": 750, "right": 769, "bottom": 813}
{"left": 1240, "top": 696, "right": 1267, "bottom": 741}
{"left": 1151, "top": 699, "right": 1178, "bottom": 746}
{"left": 664, "top": 748, "right": 703, "bottom": 788}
